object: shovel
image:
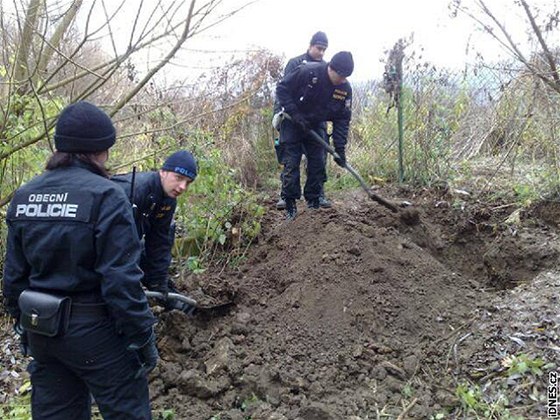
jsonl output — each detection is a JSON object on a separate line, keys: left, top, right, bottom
{"left": 281, "top": 113, "right": 399, "bottom": 213}
{"left": 144, "top": 290, "right": 234, "bottom": 316}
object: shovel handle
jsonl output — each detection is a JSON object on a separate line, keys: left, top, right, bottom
{"left": 343, "top": 162, "right": 399, "bottom": 213}
{"left": 281, "top": 113, "right": 398, "bottom": 213}
{"left": 144, "top": 291, "right": 198, "bottom": 307}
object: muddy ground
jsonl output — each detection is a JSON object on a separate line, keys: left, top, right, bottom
{"left": 1, "top": 186, "right": 559, "bottom": 419}
{"left": 150, "top": 187, "right": 559, "bottom": 419}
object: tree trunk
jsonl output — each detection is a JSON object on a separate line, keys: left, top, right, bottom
{"left": 13, "top": 0, "right": 42, "bottom": 93}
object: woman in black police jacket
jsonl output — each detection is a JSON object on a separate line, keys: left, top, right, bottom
{"left": 2, "top": 101, "right": 158, "bottom": 419}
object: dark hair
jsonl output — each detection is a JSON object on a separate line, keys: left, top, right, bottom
{"left": 46, "top": 151, "right": 110, "bottom": 178}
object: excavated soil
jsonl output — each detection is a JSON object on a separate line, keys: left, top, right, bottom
{"left": 148, "top": 187, "right": 560, "bottom": 419}
{"left": 1, "top": 187, "right": 559, "bottom": 419}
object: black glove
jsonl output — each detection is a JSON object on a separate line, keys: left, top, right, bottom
{"left": 14, "top": 322, "right": 29, "bottom": 357}
{"left": 162, "top": 280, "right": 195, "bottom": 314}
{"left": 128, "top": 329, "right": 159, "bottom": 378}
{"left": 144, "top": 278, "right": 169, "bottom": 298}
{"left": 334, "top": 148, "right": 346, "bottom": 168}
{"left": 292, "top": 114, "right": 310, "bottom": 132}
{"left": 165, "top": 299, "right": 196, "bottom": 315}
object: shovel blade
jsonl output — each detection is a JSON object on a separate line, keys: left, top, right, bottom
{"left": 144, "top": 290, "right": 234, "bottom": 316}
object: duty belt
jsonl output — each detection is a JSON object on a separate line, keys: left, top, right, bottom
{"left": 71, "top": 302, "right": 108, "bottom": 318}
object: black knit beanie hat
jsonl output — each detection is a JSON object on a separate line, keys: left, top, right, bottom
{"left": 54, "top": 101, "right": 116, "bottom": 153}
{"left": 310, "top": 31, "right": 328, "bottom": 48}
{"left": 329, "top": 51, "right": 354, "bottom": 77}
{"left": 161, "top": 150, "right": 197, "bottom": 180}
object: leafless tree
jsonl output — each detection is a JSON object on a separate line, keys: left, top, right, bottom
{"left": 451, "top": 0, "right": 560, "bottom": 94}
{"left": 0, "top": 0, "right": 255, "bottom": 206}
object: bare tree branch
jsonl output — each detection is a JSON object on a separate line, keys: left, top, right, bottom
{"left": 38, "top": 11, "right": 188, "bottom": 95}
{"left": 101, "top": 0, "right": 120, "bottom": 58}
{"left": 110, "top": 0, "right": 196, "bottom": 117}
{"left": 458, "top": 0, "right": 560, "bottom": 96}
{"left": 0, "top": 0, "right": 258, "bottom": 182}
{"left": 34, "top": 0, "right": 83, "bottom": 86}
{"left": 519, "top": 0, "right": 560, "bottom": 87}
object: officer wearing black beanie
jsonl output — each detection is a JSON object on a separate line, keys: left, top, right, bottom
{"left": 273, "top": 31, "right": 332, "bottom": 211}
{"left": 276, "top": 51, "right": 354, "bottom": 220}
{"left": 54, "top": 101, "right": 116, "bottom": 152}
{"left": 329, "top": 51, "right": 355, "bottom": 78}
{"left": 113, "top": 149, "right": 197, "bottom": 310}
{"left": 3, "top": 101, "right": 157, "bottom": 418}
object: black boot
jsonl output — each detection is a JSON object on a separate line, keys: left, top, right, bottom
{"left": 318, "top": 195, "right": 332, "bottom": 208}
{"left": 307, "top": 198, "right": 320, "bottom": 209}
{"left": 285, "top": 199, "right": 297, "bottom": 220}
{"left": 318, "top": 184, "right": 331, "bottom": 208}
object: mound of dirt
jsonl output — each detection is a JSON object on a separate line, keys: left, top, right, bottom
{"left": 2, "top": 187, "right": 557, "bottom": 419}
{"left": 149, "top": 189, "right": 559, "bottom": 419}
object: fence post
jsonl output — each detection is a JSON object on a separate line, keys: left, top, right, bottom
{"left": 396, "top": 52, "right": 404, "bottom": 183}
{"left": 384, "top": 40, "right": 405, "bottom": 183}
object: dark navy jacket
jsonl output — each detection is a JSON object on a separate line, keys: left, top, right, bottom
{"left": 276, "top": 61, "right": 352, "bottom": 150}
{"left": 274, "top": 52, "right": 325, "bottom": 114}
{"left": 112, "top": 171, "right": 176, "bottom": 289}
{"left": 3, "top": 162, "right": 155, "bottom": 343}
{"left": 285, "top": 52, "right": 324, "bottom": 77}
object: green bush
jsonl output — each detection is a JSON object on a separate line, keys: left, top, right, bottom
{"left": 173, "top": 145, "right": 265, "bottom": 272}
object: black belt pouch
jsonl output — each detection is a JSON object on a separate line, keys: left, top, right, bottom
{"left": 18, "top": 290, "right": 72, "bottom": 337}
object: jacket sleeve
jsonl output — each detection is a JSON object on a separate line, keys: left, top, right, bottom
{"left": 94, "top": 186, "right": 155, "bottom": 345}
{"left": 274, "top": 57, "right": 301, "bottom": 114}
{"left": 2, "top": 218, "right": 30, "bottom": 319}
{"left": 140, "top": 201, "right": 176, "bottom": 288}
{"left": 332, "top": 85, "right": 353, "bottom": 150}
{"left": 276, "top": 66, "right": 307, "bottom": 119}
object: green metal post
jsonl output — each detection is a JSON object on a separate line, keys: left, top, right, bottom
{"left": 396, "top": 59, "right": 404, "bottom": 183}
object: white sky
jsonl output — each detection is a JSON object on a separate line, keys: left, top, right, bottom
{"left": 168, "top": 0, "right": 538, "bottom": 82}
{"left": 4, "top": 0, "right": 558, "bottom": 84}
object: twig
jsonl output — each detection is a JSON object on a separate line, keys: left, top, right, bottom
{"left": 431, "top": 316, "right": 476, "bottom": 348}
{"left": 396, "top": 397, "right": 418, "bottom": 420}
{"left": 446, "top": 332, "right": 473, "bottom": 373}
{"left": 490, "top": 203, "right": 518, "bottom": 211}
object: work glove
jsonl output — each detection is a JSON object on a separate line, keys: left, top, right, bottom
{"left": 128, "top": 329, "right": 159, "bottom": 378}
{"left": 334, "top": 148, "right": 346, "bottom": 168}
{"left": 162, "top": 280, "right": 195, "bottom": 314}
{"left": 272, "top": 112, "right": 284, "bottom": 131}
{"left": 292, "top": 113, "right": 311, "bottom": 132}
{"left": 274, "top": 138, "right": 284, "bottom": 164}
{"left": 144, "top": 278, "right": 169, "bottom": 299}
{"left": 165, "top": 299, "right": 196, "bottom": 315}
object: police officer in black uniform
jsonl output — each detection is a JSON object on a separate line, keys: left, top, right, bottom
{"left": 281, "top": 31, "right": 329, "bottom": 85}
{"left": 276, "top": 51, "right": 354, "bottom": 220}
{"left": 273, "top": 31, "right": 331, "bottom": 210}
{"left": 2, "top": 101, "right": 157, "bottom": 419}
{"left": 112, "top": 150, "right": 197, "bottom": 308}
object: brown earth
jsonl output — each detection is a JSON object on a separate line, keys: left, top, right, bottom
{"left": 1, "top": 186, "right": 559, "bottom": 419}
{"left": 150, "top": 187, "right": 560, "bottom": 419}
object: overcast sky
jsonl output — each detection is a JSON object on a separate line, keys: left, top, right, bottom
{"left": 4, "top": 0, "right": 557, "bottom": 83}
{"left": 187, "top": 0, "right": 473, "bottom": 80}
{"left": 169, "top": 0, "right": 541, "bottom": 82}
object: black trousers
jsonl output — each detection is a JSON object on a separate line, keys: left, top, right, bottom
{"left": 27, "top": 314, "right": 151, "bottom": 420}
{"left": 280, "top": 120, "right": 327, "bottom": 201}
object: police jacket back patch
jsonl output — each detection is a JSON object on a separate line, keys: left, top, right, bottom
{"left": 8, "top": 190, "right": 93, "bottom": 222}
